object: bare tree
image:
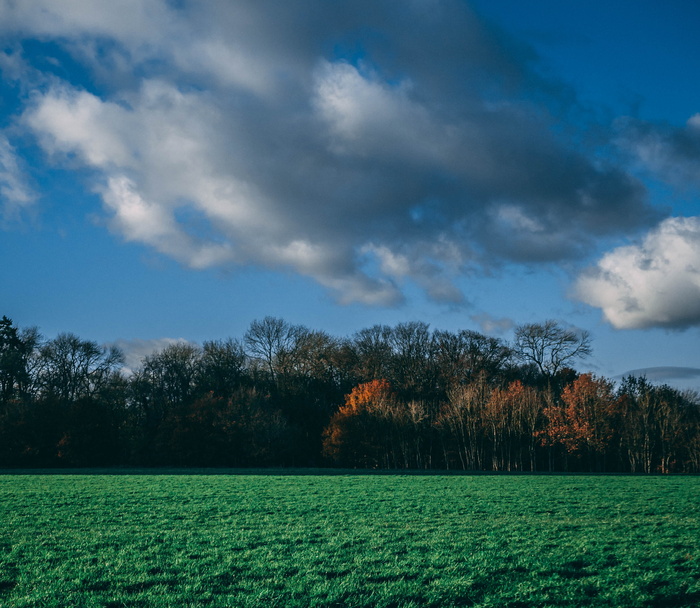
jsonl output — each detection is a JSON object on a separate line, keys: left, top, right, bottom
{"left": 352, "top": 324, "right": 393, "bottom": 382}
{"left": 36, "top": 333, "right": 124, "bottom": 402}
{"left": 244, "top": 317, "right": 308, "bottom": 382}
{"left": 199, "top": 338, "right": 247, "bottom": 398}
{"left": 438, "top": 376, "right": 491, "bottom": 470}
{"left": 618, "top": 375, "right": 658, "bottom": 473}
{"left": 138, "top": 342, "right": 201, "bottom": 410}
{"left": 513, "top": 320, "right": 591, "bottom": 378}
{"left": 390, "top": 321, "right": 437, "bottom": 403}
{"left": 434, "top": 329, "right": 512, "bottom": 389}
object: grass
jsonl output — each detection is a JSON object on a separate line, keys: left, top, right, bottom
{"left": 0, "top": 472, "right": 698, "bottom": 607}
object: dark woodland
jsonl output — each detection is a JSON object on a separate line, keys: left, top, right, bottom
{"left": 1, "top": 315, "right": 698, "bottom": 472}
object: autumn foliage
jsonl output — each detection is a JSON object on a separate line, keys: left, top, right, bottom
{"left": 342, "top": 379, "right": 395, "bottom": 414}
{"left": 539, "top": 374, "right": 620, "bottom": 470}
{"left": 322, "top": 380, "right": 398, "bottom": 467}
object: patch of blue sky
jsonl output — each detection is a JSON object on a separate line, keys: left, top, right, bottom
{"left": 0, "top": 75, "right": 23, "bottom": 127}
{"left": 21, "top": 40, "right": 97, "bottom": 90}
{"left": 472, "top": 0, "right": 700, "bottom": 124}
{"left": 327, "top": 29, "right": 407, "bottom": 88}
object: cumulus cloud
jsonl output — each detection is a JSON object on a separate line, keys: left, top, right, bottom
{"left": 574, "top": 216, "right": 700, "bottom": 329}
{"left": 3, "top": 0, "right": 660, "bottom": 305}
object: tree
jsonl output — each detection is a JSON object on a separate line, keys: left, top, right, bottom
{"left": 127, "top": 342, "right": 202, "bottom": 463}
{"left": 55, "top": 396, "right": 121, "bottom": 467}
{"left": 485, "top": 380, "right": 544, "bottom": 471}
{"left": 389, "top": 321, "right": 438, "bottom": 404}
{"left": 434, "top": 329, "right": 512, "bottom": 390}
{"left": 436, "top": 375, "right": 490, "bottom": 470}
{"left": 267, "top": 329, "right": 350, "bottom": 467}
{"left": 322, "top": 379, "right": 398, "bottom": 468}
{"left": 557, "top": 373, "right": 619, "bottom": 471}
{"left": 198, "top": 338, "right": 247, "bottom": 399}
{"left": 153, "top": 387, "right": 292, "bottom": 467}
{"left": 140, "top": 342, "right": 200, "bottom": 407}
{"left": 352, "top": 325, "right": 394, "bottom": 383}
{"left": 517, "top": 381, "right": 545, "bottom": 471}
{"left": 617, "top": 377, "right": 693, "bottom": 473}
{"left": 655, "top": 385, "right": 685, "bottom": 474}
{"left": 513, "top": 320, "right": 591, "bottom": 379}
{"left": 618, "top": 376, "right": 658, "bottom": 473}
{"left": 0, "top": 316, "right": 39, "bottom": 405}
{"left": 35, "top": 333, "right": 124, "bottom": 403}
{"left": 244, "top": 317, "right": 308, "bottom": 383}
{"left": 684, "top": 391, "right": 700, "bottom": 473}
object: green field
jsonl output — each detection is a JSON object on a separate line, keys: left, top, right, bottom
{"left": 0, "top": 473, "right": 698, "bottom": 607}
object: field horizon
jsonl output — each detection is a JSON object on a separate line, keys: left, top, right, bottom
{"left": 3, "top": 466, "right": 699, "bottom": 476}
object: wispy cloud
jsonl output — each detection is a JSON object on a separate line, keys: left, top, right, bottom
{"left": 110, "top": 337, "right": 194, "bottom": 375}
{"left": 470, "top": 313, "right": 514, "bottom": 336}
{"left": 618, "top": 366, "right": 700, "bottom": 381}
{"left": 616, "top": 114, "right": 700, "bottom": 187}
{"left": 0, "top": 134, "right": 35, "bottom": 223}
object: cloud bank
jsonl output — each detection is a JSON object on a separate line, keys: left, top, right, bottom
{"left": 1, "top": 0, "right": 660, "bottom": 306}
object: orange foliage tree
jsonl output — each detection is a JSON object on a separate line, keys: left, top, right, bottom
{"left": 322, "top": 379, "right": 398, "bottom": 468}
{"left": 542, "top": 373, "right": 619, "bottom": 471}
{"left": 343, "top": 379, "right": 394, "bottom": 414}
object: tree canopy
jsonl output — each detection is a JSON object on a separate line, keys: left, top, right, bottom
{"left": 0, "top": 315, "right": 697, "bottom": 473}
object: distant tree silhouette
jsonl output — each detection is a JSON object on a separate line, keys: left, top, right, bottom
{"left": 1, "top": 313, "right": 699, "bottom": 472}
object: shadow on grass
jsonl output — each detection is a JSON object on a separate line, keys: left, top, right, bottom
{"left": 644, "top": 591, "right": 700, "bottom": 608}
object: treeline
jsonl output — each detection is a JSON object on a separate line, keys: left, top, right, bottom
{"left": 0, "top": 315, "right": 698, "bottom": 472}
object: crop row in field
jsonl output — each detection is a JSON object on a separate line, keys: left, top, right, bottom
{"left": 0, "top": 473, "right": 699, "bottom": 607}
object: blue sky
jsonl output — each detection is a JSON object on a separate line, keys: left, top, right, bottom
{"left": 1, "top": 0, "right": 700, "bottom": 388}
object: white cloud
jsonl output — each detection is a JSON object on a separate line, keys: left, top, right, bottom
{"left": 575, "top": 216, "right": 700, "bottom": 329}
{"left": 363, "top": 242, "right": 466, "bottom": 305}
{"left": 323, "top": 274, "right": 403, "bottom": 307}
{"left": 367, "top": 244, "right": 413, "bottom": 278}
{"left": 25, "top": 87, "right": 132, "bottom": 167}
{"left": 102, "top": 176, "right": 234, "bottom": 269}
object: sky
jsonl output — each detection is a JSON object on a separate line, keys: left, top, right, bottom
{"left": 1, "top": 0, "right": 700, "bottom": 389}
